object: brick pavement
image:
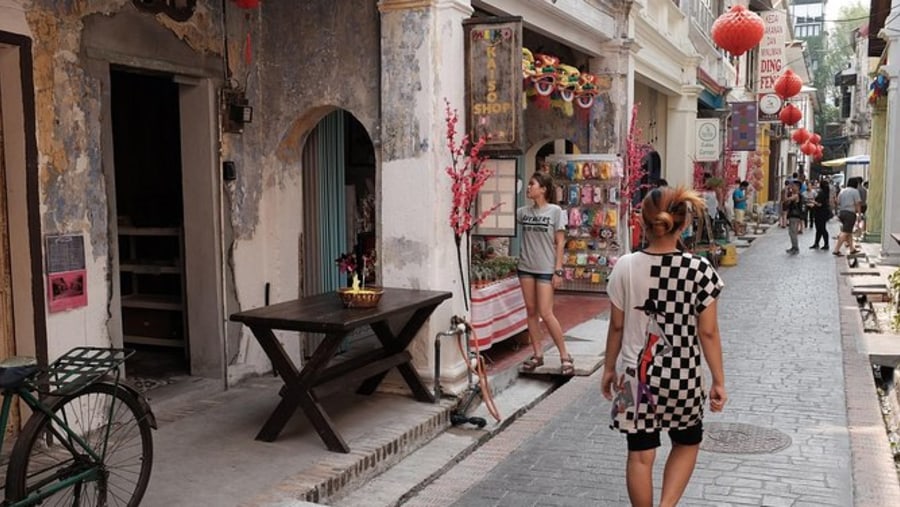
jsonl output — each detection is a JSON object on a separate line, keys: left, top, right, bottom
{"left": 403, "top": 225, "right": 900, "bottom": 506}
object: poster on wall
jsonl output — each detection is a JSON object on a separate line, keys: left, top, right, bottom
{"left": 463, "top": 16, "right": 524, "bottom": 154}
{"left": 45, "top": 234, "right": 87, "bottom": 313}
{"left": 730, "top": 102, "right": 758, "bottom": 152}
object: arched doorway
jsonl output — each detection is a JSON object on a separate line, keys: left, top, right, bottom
{"left": 300, "top": 109, "right": 376, "bottom": 297}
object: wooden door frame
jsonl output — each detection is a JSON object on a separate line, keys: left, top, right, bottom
{"left": 0, "top": 31, "right": 47, "bottom": 367}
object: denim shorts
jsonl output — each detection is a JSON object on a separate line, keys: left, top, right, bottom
{"left": 517, "top": 269, "right": 553, "bottom": 284}
{"left": 626, "top": 422, "right": 703, "bottom": 451}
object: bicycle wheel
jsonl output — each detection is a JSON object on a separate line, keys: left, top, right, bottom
{"left": 5, "top": 382, "right": 153, "bottom": 506}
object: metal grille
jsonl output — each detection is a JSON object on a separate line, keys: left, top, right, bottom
{"left": 29, "top": 347, "right": 132, "bottom": 396}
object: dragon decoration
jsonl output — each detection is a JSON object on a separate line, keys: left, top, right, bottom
{"left": 522, "top": 48, "right": 609, "bottom": 120}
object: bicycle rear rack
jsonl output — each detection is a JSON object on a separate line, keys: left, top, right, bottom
{"left": 28, "top": 347, "right": 134, "bottom": 396}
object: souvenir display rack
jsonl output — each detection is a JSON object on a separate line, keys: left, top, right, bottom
{"left": 547, "top": 154, "right": 624, "bottom": 293}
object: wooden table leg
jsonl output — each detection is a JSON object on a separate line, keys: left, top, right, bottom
{"left": 249, "top": 326, "right": 348, "bottom": 445}
{"left": 357, "top": 305, "right": 437, "bottom": 402}
{"left": 296, "top": 389, "right": 349, "bottom": 453}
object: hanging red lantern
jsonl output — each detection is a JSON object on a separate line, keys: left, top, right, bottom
{"left": 711, "top": 5, "right": 765, "bottom": 56}
{"left": 234, "top": 0, "right": 260, "bottom": 8}
{"left": 800, "top": 141, "right": 816, "bottom": 156}
{"left": 814, "top": 145, "right": 824, "bottom": 160}
{"left": 809, "top": 133, "right": 821, "bottom": 145}
{"left": 791, "top": 127, "right": 810, "bottom": 144}
{"left": 779, "top": 103, "right": 802, "bottom": 126}
{"left": 774, "top": 69, "right": 803, "bottom": 100}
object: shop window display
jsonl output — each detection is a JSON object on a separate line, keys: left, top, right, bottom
{"left": 547, "top": 154, "right": 624, "bottom": 293}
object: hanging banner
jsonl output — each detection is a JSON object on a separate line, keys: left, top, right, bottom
{"left": 695, "top": 119, "right": 721, "bottom": 162}
{"left": 730, "top": 102, "right": 758, "bottom": 152}
{"left": 463, "top": 16, "right": 524, "bottom": 154}
{"left": 756, "top": 10, "right": 787, "bottom": 93}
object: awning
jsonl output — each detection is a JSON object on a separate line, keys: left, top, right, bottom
{"left": 820, "top": 155, "right": 870, "bottom": 167}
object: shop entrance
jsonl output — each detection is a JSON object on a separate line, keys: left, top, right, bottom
{"left": 300, "top": 109, "right": 375, "bottom": 354}
{"left": 110, "top": 68, "right": 189, "bottom": 386}
{"left": 301, "top": 110, "right": 376, "bottom": 296}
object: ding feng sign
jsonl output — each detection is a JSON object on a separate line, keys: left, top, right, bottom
{"left": 463, "top": 17, "right": 523, "bottom": 154}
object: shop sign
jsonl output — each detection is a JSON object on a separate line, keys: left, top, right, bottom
{"left": 756, "top": 10, "right": 786, "bottom": 93}
{"left": 695, "top": 119, "right": 720, "bottom": 162}
{"left": 463, "top": 17, "right": 523, "bottom": 154}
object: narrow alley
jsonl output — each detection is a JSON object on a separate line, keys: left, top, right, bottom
{"left": 397, "top": 223, "right": 900, "bottom": 507}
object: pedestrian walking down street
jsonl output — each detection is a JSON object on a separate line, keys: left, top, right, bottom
{"left": 808, "top": 178, "right": 832, "bottom": 250}
{"left": 602, "top": 187, "right": 726, "bottom": 507}
{"left": 833, "top": 178, "right": 862, "bottom": 256}
{"left": 516, "top": 171, "right": 574, "bottom": 375}
{"left": 783, "top": 180, "right": 803, "bottom": 254}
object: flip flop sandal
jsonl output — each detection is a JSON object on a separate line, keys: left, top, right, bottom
{"left": 522, "top": 355, "right": 544, "bottom": 372}
{"left": 560, "top": 355, "right": 575, "bottom": 375}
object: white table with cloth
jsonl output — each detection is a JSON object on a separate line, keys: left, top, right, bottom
{"left": 469, "top": 276, "right": 527, "bottom": 351}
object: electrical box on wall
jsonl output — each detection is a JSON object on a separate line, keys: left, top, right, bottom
{"left": 222, "top": 88, "right": 252, "bottom": 134}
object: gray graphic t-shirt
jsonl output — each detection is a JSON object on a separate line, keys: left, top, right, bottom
{"left": 517, "top": 204, "right": 567, "bottom": 274}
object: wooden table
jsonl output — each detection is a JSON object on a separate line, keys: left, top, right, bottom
{"left": 230, "top": 287, "right": 452, "bottom": 452}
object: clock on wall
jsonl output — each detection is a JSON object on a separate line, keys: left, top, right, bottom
{"left": 759, "top": 93, "right": 783, "bottom": 115}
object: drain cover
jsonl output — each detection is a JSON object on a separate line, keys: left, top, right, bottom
{"left": 701, "top": 422, "right": 792, "bottom": 454}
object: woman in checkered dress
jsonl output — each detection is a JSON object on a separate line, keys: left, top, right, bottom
{"left": 601, "top": 186, "right": 726, "bottom": 507}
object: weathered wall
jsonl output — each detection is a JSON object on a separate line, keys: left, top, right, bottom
{"left": 224, "top": 0, "right": 382, "bottom": 379}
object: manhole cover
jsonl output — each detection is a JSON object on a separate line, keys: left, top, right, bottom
{"left": 701, "top": 422, "right": 792, "bottom": 454}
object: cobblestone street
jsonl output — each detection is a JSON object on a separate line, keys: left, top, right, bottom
{"left": 404, "top": 224, "right": 900, "bottom": 507}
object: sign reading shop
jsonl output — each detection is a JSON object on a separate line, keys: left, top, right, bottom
{"left": 463, "top": 17, "right": 524, "bottom": 154}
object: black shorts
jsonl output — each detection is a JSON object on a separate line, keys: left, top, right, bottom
{"left": 838, "top": 210, "right": 856, "bottom": 233}
{"left": 626, "top": 422, "right": 703, "bottom": 451}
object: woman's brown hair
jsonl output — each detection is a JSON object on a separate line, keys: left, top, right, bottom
{"left": 530, "top": 171, "right": 555, "bottom": 203}
{"left": 641, "top": 186, "right": 706, "bottom": 238}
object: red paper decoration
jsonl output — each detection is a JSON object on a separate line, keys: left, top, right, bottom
{"left": 809, "top": 133, "right": 821, "bottom": 145}
{"left": 779, "top": 103, "right": 802, "bottom": 126}
{"left": 814, "top": 145, "right": 824, "bottom": 159}
{"left": 774, "top": 69, "right": 803, "bottom": 100}
{"left": 800, "top": 142, "right": 816, "bottom": 156}
{"left": 711, "top": 5, "right": 765, "bottom": 56}
{"left": 235, "top": 0, "right": 260, "bottom": 8}
{"left": 791, "top": 127, "right": 810, "bottom": 144}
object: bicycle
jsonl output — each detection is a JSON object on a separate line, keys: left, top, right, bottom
{"left": 0, "top": 347, "right": 156, "bottom": 506}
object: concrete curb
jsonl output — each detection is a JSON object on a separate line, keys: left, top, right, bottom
{"left": 835, "top": 258, "right": 900, "bottom": 505}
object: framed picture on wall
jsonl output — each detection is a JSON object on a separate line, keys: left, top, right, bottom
{"left": 474, "top": 158, "right": 517, "bottom": 236}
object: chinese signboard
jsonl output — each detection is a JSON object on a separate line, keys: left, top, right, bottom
{"left": 463, "top": 17, "right": 523, "bottom": 154}
{"left": 695, "top": 119, "right": 721, "bottom": 162}
{"left": 756, "top": 10, "right": 786, "bottom": 93}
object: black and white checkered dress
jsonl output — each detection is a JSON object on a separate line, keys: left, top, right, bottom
{"left": 607, "top": 251, "right": 723, "bottom": 433}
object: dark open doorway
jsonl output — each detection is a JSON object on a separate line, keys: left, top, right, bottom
{"left": 111, "top": 68, "right": 189, "bottom": 390}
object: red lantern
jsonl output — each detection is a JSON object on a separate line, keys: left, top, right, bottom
{"left": 774, "top": 69, "right": 803, "bottom": 100}
{"left": 814, "top": 145, "right": 824, "bottom": 160}
{"left": 791, "top": 127, "right": 810, "bottom": 144}
{"left": 800, "top": 142, "right": 816, "bottom": 156}
{"left": 234, "top": 0, "right": 259, "bottom": 8}
{"left": 711, "top": 5, "right": 765, "bottom": 56}
{"left": 809, "top": 133, "right": 821, "bottom": 145}
{"left": 779, "top": 103, "right": 802, "bottom": 126}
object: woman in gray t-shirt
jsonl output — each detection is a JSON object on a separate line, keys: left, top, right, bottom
{"left": 517, "top": 171, "right": 573, "bottom": 375}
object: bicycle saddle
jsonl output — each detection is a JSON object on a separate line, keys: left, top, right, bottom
{"left": 0, "top": 357, "right": 39, "bottom": 389}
